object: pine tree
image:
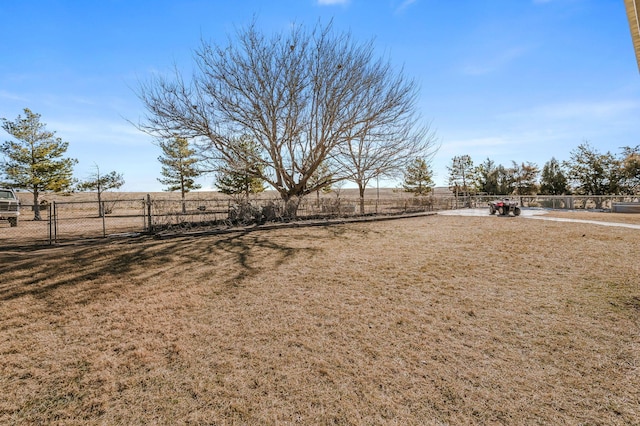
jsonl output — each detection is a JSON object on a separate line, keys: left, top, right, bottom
{"left": 474, "top": 158, "right": 500, "bottom": 194}
{"left": 1, "top": 108, "right": 77, "bottom": 220}
{"left": 157, "top": 136, "right": 202, "bottom": 213}
{"left": 447, "top": 155, "right": 475, "bottom": 196}
{"left": 402, "top": 158, "right": 434, "bottom": 196}
{"left": 215, "top": 135, "right": 265, "bottom": 200}
{"left": 511, "top": 161, "right": 539, "bottom": 195}
{"left": 540, "top": 157, "right": 569, "bottom": 195}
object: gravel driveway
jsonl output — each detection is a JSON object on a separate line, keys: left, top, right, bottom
{"left": 438, "top": 208, "right": 640, "bottom": 230}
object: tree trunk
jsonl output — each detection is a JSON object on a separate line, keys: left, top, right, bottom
{"left": 358, "top": 184, "right": 366, "bottom": 215}
{"left": 32, "top": 189, "right": 41, "bottom": 221}
{"left": 181, "top": 178, "right": 186, "bottom": 214}
{"left": 595, "top": 197, "right": 603, "bottom": 209}
{"left": 282, "top": 194, "right": 301, "bottom": 218}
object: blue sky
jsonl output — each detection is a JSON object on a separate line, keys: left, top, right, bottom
{"left": 1, "top": 0, "right": 639, "bottom": 192}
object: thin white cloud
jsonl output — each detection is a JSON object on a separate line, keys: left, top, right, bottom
{"left": 394, "top": 0, "right": 418, "bottom": 14}
{"left": 461, "top": 46, "right": 529, "bottom": 75}
{"left": 48, "top": 117, "right": 149, "bottom": 147}
{"left": 0, "top": 90, "right": 31, "bottom": 104}
{"left": 502, "top": 99, "right": 640, "bottom": 121}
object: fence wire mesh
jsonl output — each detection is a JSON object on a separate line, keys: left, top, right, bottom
{"left": 48, "top": 199, "right": 147, "bottom": 244}
{"left": 0, "top": 203, "right": 52, "bottom": 247}
{"left": 1, "top": 193, "right": 638, "bottom": 249}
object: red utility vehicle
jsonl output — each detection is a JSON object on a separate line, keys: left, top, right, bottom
{"left": 488, "top": 198, "right": 521, "bottom": 216}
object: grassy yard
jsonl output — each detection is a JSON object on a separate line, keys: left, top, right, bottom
{"left": 1, "top": 214, "right": 639, "bottom": 425}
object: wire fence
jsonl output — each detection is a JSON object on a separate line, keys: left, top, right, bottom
{"left": 50, "top": 199, "right": 148, "bottom": 242}
{"left": 0, "top": 194, "right": 437, "bottom": 248}
{"left": 1, "top": 193, "right": 638, "bottom": 248}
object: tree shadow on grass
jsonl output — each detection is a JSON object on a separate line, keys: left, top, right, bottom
{"left": 210, "top": 232, "right": 304, "bottom": 286}
{"left": 0, "top": 229, "right": 320, "bottom": 306}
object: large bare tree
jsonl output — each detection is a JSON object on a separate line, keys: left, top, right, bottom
{"left": 137, "top": 20, "right": 431, "bottom": 216}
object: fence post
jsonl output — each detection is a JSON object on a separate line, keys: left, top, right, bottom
{"left": 101, "top": 201, "right": 107, "bottom": 237}
{"left": 48, "top": 202, "right": 53, "bottom": 245}
{"left": 140, "top": 199, "right": 145, "bottom": 231}
{"left": 146, "top": 194, "right": 152, "bottom": 232}
{"left": 50, "top": 201, "right": 58, "bottom": 244}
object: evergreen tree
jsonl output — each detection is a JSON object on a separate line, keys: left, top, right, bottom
{"left": 215, "top": 135, "right": 265, "bottom": 200}
{"left": 564, "top": 142, "right": 622, "bottom": 196}
{"left": 216, "top": 169, "right": 265, "bottom": 200}
{"left": 511, "top": 161, "right": 539, "bottom": 195}
{"left": 402, "top": 158, "right": 434, "bottom": 196}
{"left": 157, "top": 136, "right": 202, "bottom": 213}
{"left": 540, "top": 157, "right": 569, "bottom": 195}
{"left": 620, "top": 145, "right": 640, "bottom": 195}
{"left": 447, "top": 155, "right": 475, "bottom": 196}
{"left": 1, "top": 108, "right": 77, "bottom": 220}
{"left": 474, "top": 158, "right": 500, "bottom": 194}
{"left": 496, "top": 164, "right": 515, "bottom": 195}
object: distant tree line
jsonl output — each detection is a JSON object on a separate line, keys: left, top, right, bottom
{"left": 4, "top": 109, "right": 637, "bottom": 223}
{"left": 445, "top": 142, "right": 640, "bottom": 198}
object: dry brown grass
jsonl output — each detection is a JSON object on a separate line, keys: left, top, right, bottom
{"left": 1, "top": 215, "right": 639, "bottom": 425}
